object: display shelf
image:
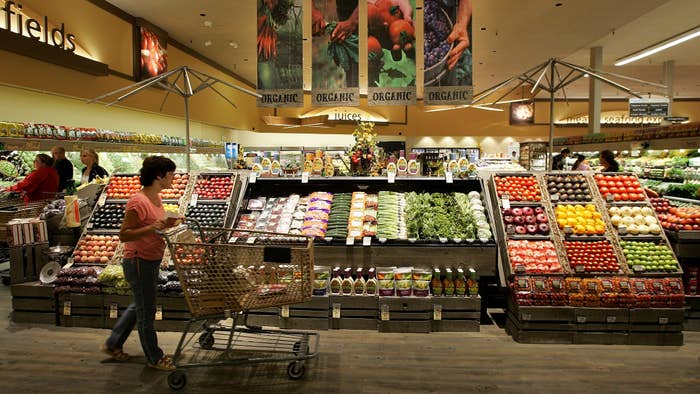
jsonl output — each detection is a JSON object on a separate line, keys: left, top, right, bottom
{"left": 0, "top": 136, "right": 222, "bottom": 155}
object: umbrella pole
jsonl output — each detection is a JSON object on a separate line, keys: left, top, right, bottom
{"left": 185, "top": 94, "right": 191, "bottom": 172}
{"left": 548, "top": 64, "right": 555, "bottom": 170}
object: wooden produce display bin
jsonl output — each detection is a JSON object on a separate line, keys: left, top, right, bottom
{"left": 378, "top": 297, "right": 432, "bottom": 333}
{"left": 279, "top": 296, "right": 330, "bottom": 331}
{"left": 9, "top": 243, "right": 49, "bottom": 284}
{"left": 330, "top": 295, "right": 378, "bottom": 331}
{"left": 11, "top": 281, "right": 56, "bottom": 325}
{"left": 57, "top": 293, "right": 104, "bottom": 328}
{"left": 153, "top": 296, "right": 191, "bottom": 332}
{"left": 431, "top": 296, "right": 481, "bottom": 332}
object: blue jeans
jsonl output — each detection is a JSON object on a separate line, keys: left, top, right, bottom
{"left": 106, "top": 257, "right": 164, "bottom": 365}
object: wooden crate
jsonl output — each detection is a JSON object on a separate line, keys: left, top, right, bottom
{"left": 57, "top": 293, "right": 104, "bottom": 328}
{"left": 573, "top": 308, "right": 629, "bottom": 332}
{"left": 330, "top": 295, "right": 378, "bottom": 331}
{"left": 10, "top": 281, "right": 56, "bottom": 325}
{"left": 431, "top": 296, "right": 481, "bottom": 332}
{"left": 684, "top": 296, "right": 700, "bottom": 331}
{"left": 102, "top": 295, "right": 132, "bottom": 329}
{"left": 377, "top": 297, "right": 432, "bottom": 333}
{"left": 9, "top": 243, "right": 49, "bottom": 284}
{"left": 628, "top": 332, "right": 684, "bottom": 346}
{"left": 279, "top": 296, "right": 330, "bottom": 331}
{"left": 505, "top": 315, "right": 575, "bottom": 344}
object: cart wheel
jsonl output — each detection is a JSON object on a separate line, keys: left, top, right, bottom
{"left": 287, "top": 362, "right": 305, "bottom": 380}
{"left": 168, "top": 370, "right": 187, "bottom": 390}
{"left": 2, "top": 276, "right": 10, "bottom": 286}
{"left": 292, "top": 341, "right": 302, "bottom": 355}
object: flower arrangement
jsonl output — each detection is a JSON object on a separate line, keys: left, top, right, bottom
{"left": 349, "top": 122, "right": 380, "bottom": 176}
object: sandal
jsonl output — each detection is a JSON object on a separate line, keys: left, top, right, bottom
{"left": 101, "top": 343, "right": 130, "bottom": 361}
{"left": 148, "top": 355, "right": 175, "bottom": 371}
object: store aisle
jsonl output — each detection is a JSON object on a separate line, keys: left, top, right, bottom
{"left": 0, "top": 284, "right": 699, "bottom": 394}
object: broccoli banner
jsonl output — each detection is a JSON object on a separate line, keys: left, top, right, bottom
{"left": 423, "top": 0, "right": 473, "bottom": 105}
{"left": 367, "top": 0, "right": 416, "bottom": 106}
{"left": 311, "top": 0, "right": 360, "bottom": 107}
{"left": 257, "top": 0, "right": 304, "bottom": 107}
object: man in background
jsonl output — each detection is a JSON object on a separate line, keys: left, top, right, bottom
{"left": 51, "top": 146, "right": 73, "bottom": 192}
{"left": 551, "top": 148, "right": 570, "bottom": 171}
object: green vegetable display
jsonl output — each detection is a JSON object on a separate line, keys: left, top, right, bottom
{"left": 404, "top": 192, "right": 480, "bottom": 239}
{"left": 665, "top": 183, "right": 700, "bottom": 199}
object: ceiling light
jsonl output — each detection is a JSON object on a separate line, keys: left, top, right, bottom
{"left": 204, "top": 40, "right": 213, "bottom": 47}
{"left": 203, "top": 20, "right": 213, "bottom": 28}
{"left": 229, "top": 41, "right": 239, "bottom": 48}
{"left": 614, "top": 25, "right": 700, "bottom": 66}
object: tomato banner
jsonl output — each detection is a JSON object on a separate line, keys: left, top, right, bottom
{"left": 257, "top": 0, "right": 304, "bottom": 107}
{"left": 311, "top": 0, "right": 360, "bottom": 107}
{"left": 366, "top": 0, "right": 416, "bottom": 106}
{"left": 423, "top": 0, "right": 473, "bottom": 105}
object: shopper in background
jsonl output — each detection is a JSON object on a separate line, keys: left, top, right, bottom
{"left": 51, "top": 146, "right": 73, "bottom": 191}
{"left": 5, "top": 153, "right": 59, "bottom": 203}
{"left": 599, "top": 150, "right": 620, "bottom": 172}
{"left": 572, "top": 154, "right": 590, "bottom": 171}
{"left": 551, "top": 148, "right": 570, "bottom": 170}
{"left": 80, "top": 148, "right": 109, "bottom": 184}
{"left": 102, "top": 156, "right": 182, "bottom": 371}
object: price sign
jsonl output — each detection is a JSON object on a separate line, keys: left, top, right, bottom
{"left": 63, "top": 300, "right": 71, "bottom": 316}
{"left": 575, "top": 264, "right": 586, "bottom": 273}
{"left": 332, "top": 303, "right": 341, "bottom": 319}
{"left": 408, "top": 238, "right": 417, "bottom": 243}
{"left": 109, "top": 303, "right": 118, "bottom": 319}
{"left": 323, "top": 237, "right": 333, "bottom": 243}
{"left": 388, "top": 173, "right": 395, "bottom": 183}
{"left": 576, "top": 316, "right": 587, "bottom": 324}
{"left": 453, "top": 238, "right": 462, "bottom": 244}
{"left": 97, "top": 194, "right": 107, "bottom": 206}
{"left": 155, "top": 305, "right": 163, "bottom": 321}
{"left": 439, "top": 237, "right": 448, "bottom": 243}
{"left": 248, "top": 172, "right": 257, "bottom": 183}
{"left": 564, "top": 226, "right": 574, "bottom": 235}
{"left": 445, "top": 171, "right": 454, "bottom": 183}
{"left": 632, "top": 265, "right": 644, "bottom": 273}
{"left": 346, "top": 237, "right": 355, "bottom": 246}
{"left": 507, "top": 226, "right": 515, "bottom": 236}
{"left": 514, "top": 264, "right": 526, "bottom": 274}
{"left": 86, "top": 223, "right": 94, "bottom": 230}
{"left": 281, "top": 305, "right": 290, "bottom": 318}
{"left": 380, "top": 304, "right": 390, "bottom": 321}
{"left": 433, "top": 304, "right": 442, "bottom": 321}
{"left": 246, "top": 237, "right": 257, "bottom": 244}
{"left": 658, "top": 317, "right": 669, "bottom": 325}
{"left": 550, "top": 194, "right": 559, "bottom": 202}
{"left": 606, "top": 316, "right": 617, "bottom": 324}
{"left": 362, "top": 237, "right": 372, "bottom": 247}
{"left": 301, "top": 172, "right": 309, "bottom": 183}
{"left": 189, "top": 193, "right": 198, "bottom": 207}
{"left": 606, "top": 194, "right": 615, "bottom": 203}
{"left": 378, "top": 238, "right": 387, "bottom": 244}
{"left": 502, "top": 197, "right": 511, "bottom": 210}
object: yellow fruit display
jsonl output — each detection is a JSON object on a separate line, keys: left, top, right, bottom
{"left": 555, "top": 204, "right": 606, "bottom": 235}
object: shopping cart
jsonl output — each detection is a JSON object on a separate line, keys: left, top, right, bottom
{"left": 161, "top": 221, "right": 320, "bottom": 390}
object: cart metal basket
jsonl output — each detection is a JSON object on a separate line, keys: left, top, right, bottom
{"left": 161, "top": 222, "right": 319, "bottom": 389}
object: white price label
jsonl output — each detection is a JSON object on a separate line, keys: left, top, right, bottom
{"left": 189, "top": 193, "right": 198, "bottom": 207}
{"left": 618, "top": 225, "right": 628, "bottom": 235}
{"left": 380, "top": 304, "right": 390, "bottom": 321}
{"left": 439, "top": 237, "right": 448, "bottom": 243}
{"left": 502, "top": 197, "right": 511, "bottom": 209}
{"left": 63, "top": 300, "right": 71, "bottom": 316}
{"left": 388, "top": 173, "right": 395, "bottom": 183}
{"left": 246, "top": 237, "right": 257, "bottom": 244}
{"left": 86, "top": 223, "right": 94, "bottom": 230}
{"left": 323, "top": 237, "right": 333, "bottom": 243}
{"left": 378, "top": 238, "right": 387, "bottom": 244}
{"left": 332, "top": 303, "right": 341, "bottom": 319}
{"left": 249, "top": 172, "right": 257, "bottom": 183}
{"left": 659, "top": 317, "right": 669, "bottom": 325}
{"left": 550, "top": 194, "right": 560, "bottom": 201}
{"left": 362, "top": 236, "right": 372, "bottom": 246}
{"left": 97, "top": 194, "right": 107, "bottom": 206}
{"left": 301, "top": 172, "right": 309, "bottom": 183}
{"left": 346, "top": 237, "right": 355, "bottom": 246}
{"left": 155, "top": 305, "right": 163, "bottom": 321}
{"left": 576, "top": 316, "right": 587, "bottom": 324}
{"left": 606, "top": 316, "right": 617, "bottom": 324}
{"left": 445, "top": 171, "right": 454, "bottom": 183}
{"left": 281, "top": 305, "right": 290, "bottom": 318}
{"left": 606, "top": 194, "right": 615, "bottom": 202}
{"left": 433, "top": 304, "right": 442, "bottom": 321}
{"left": 109, "top": 303, "right": 118, "bottom": 319}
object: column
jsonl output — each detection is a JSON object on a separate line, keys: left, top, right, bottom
{"left": 588, "top": 46, "right": 602, "bottom": 134}
{"left": 663, "top": 60, "right": 674, "bottom": 116}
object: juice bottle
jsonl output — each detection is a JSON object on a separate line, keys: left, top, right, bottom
{"left": 330, "top": 267, "right": 342, "bottom": 295}
{"left": 353, "top": 267, "right": 366, "bottom": 296}
{"left": 443, "top": 268, "right": 455, "bottom": 296}
{"left": 251, "top": 157, "right": 263, "bottom": 177}
{"left": 365, "top": 268, "right": 377, "bottom": 296}
{"left": 260, "top": 152, "right": 272, "bottom": 176}
{"left": 467, "top": 268, "right": 479, "bottom": 296}
{"left": 431, "top": 268, "right": 443, "bottom": 296}
{"left": 458, "top": 149, "right": 469, "bottom": 176}
{"left": 447, "top": 152, "right": 459, "bottom": 175}
{"left": 454, "top": 268, "right": 467, "bottom": 296}
{"left": 312, "top": 150, "right": 324, "bottom": 176}
{"left": 303, "top": 152, "right": 314, "bottom": 174}
{"left": 324, "top": 156, "right": 335, "bottom": 177}
{"left": 386, "top": 155, "right": 397, "bottom": 177}
{"left": 396, "top": 150, "right": 408, "bottom": 176}
{"left": 407, "top": 153, "right": 420, "bottom": 176}
{"left": 270, "top": 153, "right": 282, "bottom": 177}
{"left": 341, "top": 268, "right": 354, "bottom": 295}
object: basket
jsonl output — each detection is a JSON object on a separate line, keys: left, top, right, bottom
{"left": 166, "top": 227, "right": 314, "bottom": 319}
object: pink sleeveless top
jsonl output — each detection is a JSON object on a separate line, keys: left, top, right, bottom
{"left": 123, "top": 192, "right": 166, "bottom": 261}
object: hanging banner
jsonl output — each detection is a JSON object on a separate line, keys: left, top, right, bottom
{"left": 367, "top": 0, "right": 416, "bottom": 106}
{"left": 311, "top": 0, "right": 360, "bottom": 107}
{"left": 423, "top": 0, "right": 473, "bottom": 105}
{"left": 257, "top": 0, "right": 303, "bottom": 107}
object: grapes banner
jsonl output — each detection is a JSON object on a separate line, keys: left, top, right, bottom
{"left": 366, "top": 0, "right": 416, "bottom": 106}
{"left": 257, "top": 0, "right": 304, "bottom": 107}
{"left": 311, "top": 0, "right": 360, "bottom": 107}
{"left": 423, "top": 0, "right": 473, "bottom": 105}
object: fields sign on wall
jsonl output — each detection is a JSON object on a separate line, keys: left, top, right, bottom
{"left": 257, "top": 0, "right": 303, "bottom": 107}
{"left": 311, "top": 0, "right": 359, "bottom": 107}
{"left": 423, "top": 0, "right": 472, "bottom": 105}
{"left": 367, "top": 0, "right": 416, "bottom": 106}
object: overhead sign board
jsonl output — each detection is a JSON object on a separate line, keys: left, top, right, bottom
{"left": 629, "top": 97, "right": 669, "bottom": 117}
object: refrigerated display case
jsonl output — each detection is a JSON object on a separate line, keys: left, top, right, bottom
{"left": 519, "top": 142, "right": 548, "bottom": 171}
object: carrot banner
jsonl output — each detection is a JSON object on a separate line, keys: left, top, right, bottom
{"left": 367, "top": 0, "right": 416, "bottom": 106}
{"left": 257, "top": 0, "right": 304, "bottom": 107}
{"left": 311, "top": 0, "right": 360, "bottom": 107}
{"left": 423, "top": 0, "right": 473, "bottom": 105}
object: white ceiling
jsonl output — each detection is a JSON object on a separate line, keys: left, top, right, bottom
{"left": 106, "top": 0, "right": 700, "bottom": 99}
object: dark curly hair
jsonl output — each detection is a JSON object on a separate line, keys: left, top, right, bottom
{"left": 139, "top": 156, "right": 176, "bottom": 186}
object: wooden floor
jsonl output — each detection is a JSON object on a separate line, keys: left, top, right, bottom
{"left": 1, "top": 284, "right": 699, "bottom": 394}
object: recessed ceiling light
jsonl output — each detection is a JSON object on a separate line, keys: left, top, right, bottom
{"left": 481, "top": 27, "right": 486, "bottom": 31}
{"left": 555, "top": 3, "right": 563, "bottom": 6}
{"left": 204, "top": 40, "right": 212, "bottom": 47}
{"left": 229, "top": 41, "right": 239, "bottom": 48}
{"left": 200, "top": 13, "right": 206, "bottom": 17}
{"left": 203, "top": 20, "right": 213, "bottom": 28}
